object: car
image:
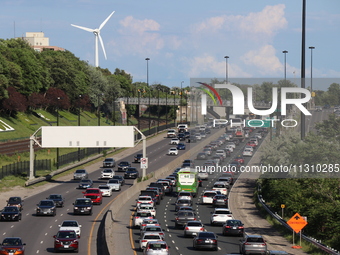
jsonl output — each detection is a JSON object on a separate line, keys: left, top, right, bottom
{"left": 46, "top": 194, "right": 65, "bottom": 208}
{"left": 111, "top": 175, "right": 125, "bottom": 185}
{"left": 136, "top": 196, "right": 155, "bottom": 209}
{"left": 246, "top": 141, "right": 257, "bottom": 148}
{"left": 139, "top": 233, "right": 163, "bottom": 251}
{"left": 200, "top": 132, "right": 206, "bottom": 138}
{"left": 134, "top": 153, "right": 143, "bottom": 163}
{"left": 36, "top": 200, "right": 56, "bottom": 216}
{"left": 240, "top": 234, "right": 267, "bottom": 255}
{"left": 177, "top": 143, "right": 186, "bottom": 150}
{"left": 226, "top": 141, "right": 236, "bottom": 148}
{"left": 124, "top": 167, "right": 139, "bottom": 179}
{"left": 137, "top": 204, "right": 156, "bottom": 217}
{"left": 133, "top": 211, "right": 153, "bottom": 228}
{"left": 6, "top": 197, "right": 24, "bottom": 211}
{"left": 203, "top": 147, "right": 212, "bottom": 156}
{"left": 175, "top": 199, "right": 193, "bottom": 212}
{"left": 210, "top": 208, "right": 233, "bottom": 225}
{"left": 78, "top": 179, "right": 93, "bottom": 189}
{"left": 196, "top": 152, "right": 207, "bottom": 160}
{"left": 177, "top": 191, "right": 193, "bottom": 201}
{"left": 193, "top": 231, "right": 218, "bottom": 251}
{"left": 53, "top": 230, "right": 79, "bottom": 253}
{"left": 175, "top": 210, "right": 196, "bottom": 228}
{"left": 267, "top": 251, "right": 289, "bottom": 255}
{"left": 102, "top": 157, "right": 116, "bottom": 168}
{"left": 197, "top": 171, "right": 209, "bottom": 180}
{"left": 234, "top": 155, "right": 245, "bottom": 164}
{"left": 167, "top": 129, "right": 177, "bottom": 138}
{"left": 143, "top": 241, "right": 170, "bottom": 255}
{"left": 73, "top": 169, "right": 89, "bottom": 180}
{"left": 187, "top": 135, "right": 197, "bottom": 143}
{"left": 156, "top": 180, "right": 172, "bottom": 194}
{"left": 212, "top": 194, "right": 228, "bottom": 208}
{"left": 225, "top": 145, "right": 234, "bottom": 152}
{"left": 0, "top": 237, "right": 26, "bottom": 255}
{"left": 98, "top": 185, "right": 113, "bottom": 197}
{"left": 249, "top": 137, "right": 259, "bottom": 145}
{"left": 254, "top": 133, "right": 262, "bottom": 139}
{"left": 184, "top": 220, "right": 205, "bottom": 237}
{"left": 222, "top": 219, "right": 244, "bottom": 236}
{"left": 218, "top": 176, "right": 232, "bottom": 186}
{"left": 243, "top": 148, "right": 253, "bottom": 157}
{"left": 101, "top": 168, "right": 115, "bottom": 179}
{"left": 229, "top": 160, "right": 242, "bottom": 171}
{"left": 195, "top": 133, "right": 202, "bottom": 140}
{"left": 202, "top": 190, "right": 219, "bottom": 204}
{"left": 107, "top": 179, "right": 121, "bottom": 191}
{"left": 215, "top": 149, "right": 227, "bottom": 159}
{"left": 82, "top": 188, "right": 103, "bottom": 205}
{"left": 170, "top": 138, "right": 180, "bottom": 145}
{"left": 73, "top": 198, "right": 93, "bottom": 215}
{"left": 117, "top": 161, "right": 131, "bottom": 172}
{"left": 58, "top": 220, "right": 82, "bottom": 238}
{"left": 168, "top": 147, "right": 178, "bottom": 155}
{"left": 0, "top": 206, "right": 22, "bottom": 221}
{"left": 177, "top": 206, "right": 194, "bottom": 215}
{"left": 140, "top": 225, "right": 165, "bottom": 239}
{"left": 140, "top": 219, "right": 160, "bottom": 231}
{"left": 178, "top": 133, "right": 186, "bottom": 141}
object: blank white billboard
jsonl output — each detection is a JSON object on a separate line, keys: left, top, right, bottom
{"left": 41, "top": 126, "right": 135, "bottom": 148}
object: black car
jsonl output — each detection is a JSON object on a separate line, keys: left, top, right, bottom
{"left": 188, "top": 135, "right": 197, "bottom": 143}
{"left": 184, "top": 131, "right": 190, "bottom": 138}
{"left": 117, "top": 161, "right": 131, "bottom": 172}
{"left": 222, "top": 219, "right": 244, "bottom": 236}
{"left": 0, "top": 206, "right": 22, "bottom": 221}
{"left": 111, "top": 175, "right": 125, "bottom": 185}
{"left": 193, "top": 231, "right": 218, "bottom": 251}
{"left": 6, "top": 197, "right": 24, "bottom": 211}
{"left": 73, "top": 198, "right": 93, "bottom": 215}
{"left": 212, "top": 194, "right": 228, "bottom": 207}
{"left": 175, "top": 210, "right": 196, "bottom": 228}
{"left": 205, "top": 128, "right": 211, "bottom": 134}
{"left": 46, "top": 194, "right": 65, "bottom": 207}
{"left": 78, "top": 179, "right": 93, "bottom": 189}
{"left": 36, "top": 200, "right": 56, "bottom": 216}
{"left": 196, "top": 152, "right": 207, "bottom": 160}
{"left": 177, "top": 133, "right": 186, "bottom": 141}
{"left": 124, "top": 167, "right": 139, "bottom": 179}
{"left": 134, "top": 153, "right": 143, "bottom": 163}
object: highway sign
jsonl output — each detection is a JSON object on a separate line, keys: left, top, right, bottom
{"left": 246, "top": 119, "right": 271, "bottom": 128}
{"left": 287, "top": 213, "right": 308, "bottom": 233}
{"left": 140, "top": 157, "right": 148, "bottom": 169}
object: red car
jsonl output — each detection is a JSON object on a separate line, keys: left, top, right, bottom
{"left": 234, "top": 155, "right": 245, "bottom": 164}
{"left": 53, "top": 230, "right": 79, "bottom": 253}
{"left": 0, "top": 237, "right": 26, "bottom": 255}
{"left": 246, "top": 141, "right": 257, "bottom": 147}
{"left": 82, "top": 188, "right": 103, "bottom": 205}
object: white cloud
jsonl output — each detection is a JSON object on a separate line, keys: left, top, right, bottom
{"left": 241, "top": 45, "right": 283, "bottom": 75}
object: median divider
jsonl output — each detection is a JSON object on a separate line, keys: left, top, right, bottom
{"left": 105, "top": 128, "right": 226, "bottom": 254}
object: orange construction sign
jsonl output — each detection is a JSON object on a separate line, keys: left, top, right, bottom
{"left": 287, "top": 213, "right": 308, "bottom": 233}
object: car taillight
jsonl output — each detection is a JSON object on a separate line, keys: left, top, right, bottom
{"left": 203, "top": 195, "right": 207, "bottom": 197}
{"left": 175, "top": 217, "right": 178, "bottom": 220}
{"left": 196, "top": 239, "right": 203, "bottom": 244}
{"left": 73, "top": 240, "right": 78, "bottom": 244}
{"left": 213, "top": 214, "right": 217, "bottom": 217}
{"left": 141, "top": 240, "right": 148, "bottom": 242}
{"left": 200, "top": 227, "right": 204, "bottom": 231}
{"left": 185, "top": 227, "right": 189, "bottom": 230}
{"left": 239, "top": 226, "right": 244, "bottom": 229}
{"left": 261, "top": 243, "right": 266, "bottom": 246}
{"left": 135, "top": 217, "right": 140, "bottom": 219}
{"left": 225, "top": 226, "right": 231, "bottom": 228}
{"left": 227, "top": 215, "right": 232, "bottom": 217}
{"left": 193, "top": 218, "right": 196, "bottom": 220}
{"left": 244, "top": 242, "right": 251, "bottom": 245}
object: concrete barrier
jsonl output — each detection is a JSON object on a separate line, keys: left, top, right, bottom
{"left": 105, "top": 128, "right": 226, "bottom": 254}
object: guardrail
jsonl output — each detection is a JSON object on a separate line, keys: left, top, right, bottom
{"left": 257, "top": 188, "right": 340, "bottom": 255}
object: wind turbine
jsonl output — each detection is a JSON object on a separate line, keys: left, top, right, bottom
{"left": 71, "top": 11, "right": 115, "bottom": 67}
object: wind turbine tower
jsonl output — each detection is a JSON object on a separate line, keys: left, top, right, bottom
{"left": 71, "top": 11, "right": 115, "bottom": 67}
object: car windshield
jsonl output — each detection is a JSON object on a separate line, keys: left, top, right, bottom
{"left": 75, "top": 199, "right": 91, "bottom": 205}
{"left": 108, "top": 180, "right": 119, "bottom": 184}
{"left": 187, "top": 222, "right": 202, "bottom": 226}
{"left": 105, "top": 158, "right": 114, "bottom": 162}
{"left": 40, "top": 201, "right": 54, "bottom": 206}
{"left": 204, "top": 192, "right": 216, "bottom": 197}
{"left": 247, "top": 237, "right": 265, "bottom": 242}
{"left": 3, "top": 207, "right": 18, "bottom": 212}
{"left": 85, "top": 189, "right": 99, "bottom": 193}
{"left": 149, "top": 243, "right": 167, "bottom": 249}
{"left": 8, "top": 197, "right": 21, "bottom": 203}
{"left": 215, "top": 210, "right": 231, "bottom": 214}
{"left": 99, "top": 186, "right": 110, "bottom": 190}
{"left": 137, "top": 212, "right": 151, "bottom": 217}
{"left": 103, "top": 169, "right": 112, "bottom": 173}
{"left": 2, "top": 238, "right": 22, "bottom": 246}
{"left": 178, "top": 211, "right": 194, "bottom": 217}
{"left": 57, "top": 232, "right": 76, "bottom": 239}
{"left": 81, "top": 180, "right": 91, "bottom": 183}
{"left": 119, "top": 161, "right": 129, "bottom": 165}
{"left": 75, "top": 170, "right": 85, "bottom": 173}
{"left": 62, "top": 221, "right": 78, "bottom": 227}
{"left": 228, "top": 220, "right": 242, "bottom": 226}
{"left": 198, "top": 232, "right": 215, "bottom": 238}
{"left": 49, "top": 195, "right": 61, "bottom": 199}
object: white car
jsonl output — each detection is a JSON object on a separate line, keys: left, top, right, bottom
{"left": 226, "top": 142, "right": 236, "bottom": 148}
{"left": 210, "top": 208, "right": 233, "bottom": 225}
{"left": 168, "top": 147, "right": 178, "bottom": 155}
{"left": 201, "top": 190, "right": 219, "bottom": 204}
{"left": 225, "top": 145, "right": 234, "bottom": 152}
{"left": 136, "top": 196, "right": 155, "bottom": 208}
{"left": 212, "top": 181, "right": 228, "bottom": 195}
{"left": 244, "top": 145, "right": 254, "bottom": 151}
{"left": 107, "top": 179, "right": 121, "bottom": 191}
{"left": 195, "top": 133, "right": 202, "bottom": 140}
{"left": 243, "top": 149, "right": 253, "bottom": 157}
{"left": 138, "top": 204, "right": 156, "bottom": 217}
{"left": 101, "top": 168, "right": 115, "bottom": 179}
{"left": 170, "top": 138, "right": 180, "bottom": 145}
{"left": 215, "top": 150, "right": 227, "bottom": 159}
{"left": 197, "top": 171, "right": 209, "bottom": 180}
{"left": 139, "top": 233, "right": 163, "bottom": 250}
{"left": 98, "top": 185, "right": 113, "bottom": 197}
{"left": 133, "top": 211, "right": 153, "bottom": 228}
{"left": 58, "top": 220, "right": 82, "bottom": 237}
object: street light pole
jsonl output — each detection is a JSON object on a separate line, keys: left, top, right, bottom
{"left": 283, "top": 50, "right": 288, "bottom": 82}
{"left": 309, "top": 46, "right": 315, "bottom": 108}
{"left": 224, "top": 56, "right": 229, "bottom": 83}
{"left": 173, "top": 89, "right": 176, "bottom": 127}
{"left": 180, "top": 81, "right": 184, "bottom": 124}
{"left": 145, "top": 58, "right": 150, "bottom": 135}
{"left": 138, "top": 89, "right": 141, "bottom": 130}
{"left": 301, "top": 0, "right": 306, "bottom": 139}
{"left": 157, "top": 88, "right": 160, "bottom": 133}
{"left": 78, "top": 95, "right": 81, "bottom": 161}
{"left": 56, "top": 97, "right": 60, "bottom": 169}
{"left": 165, "top": 89, "right": 168, "bottom": 129}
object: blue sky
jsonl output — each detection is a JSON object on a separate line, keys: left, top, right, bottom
{"left": 1, "top": 0, "right": 340, "bottom": 90}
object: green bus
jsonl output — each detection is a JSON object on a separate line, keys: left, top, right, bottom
{"left": 176, "top": 168, "right": 199, "bottom": 197}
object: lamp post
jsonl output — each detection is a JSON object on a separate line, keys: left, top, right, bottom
{"left": 301, "top": 0, "right": 306, "bottom": 139}
{"left": 180, "top": 81, "right": 184, "bottom": 124}
{"left": 224, "top": 56, "right": 229, "bottom": 83}
{"left": 78, "top": 95, "right": 81, "bottom": 161}
{"left": 138, "top": 89, "right": 141, "bottom": 130}
{"left": 165, "top": 88, "right": 168, "bottom": 129}
{"left": 173, "top": 89, "right": 176, "bottom": 127}
{"left": 309, "top": 46, "right": 315, "bottom": 108}
{"left": 157, "top": 88, "right": 160, "bottom": 133}
{"left": 283, "top": 50, "right": 288, "bottom": 82}
{"left": 145, "top": 58, "right": 150, "bottom": 135}
{"left": 56, "top": 97, "right": 60, "bottom": 169}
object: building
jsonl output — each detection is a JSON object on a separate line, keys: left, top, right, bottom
{"left": 21, "top": 32, "right": 64, "bottom": 52}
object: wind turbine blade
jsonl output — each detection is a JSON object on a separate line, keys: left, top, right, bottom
{"left": 99, "top": 11, "right": 115, "bottom": 30}
{"left": 98, "top": 34, "right": 107, "bottom": 60}
{"left": 71, "top": 24, "right": 94, "bottom": 33}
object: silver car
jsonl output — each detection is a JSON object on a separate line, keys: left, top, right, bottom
{"left": 240, "top": 234, "right": 267, "bottom": 255}
{"left": 143, "top": 240, "right": 170, "bottom": 255}
{"left": 183, "top": 220, "right": 205, "bottom": 237}
{"left": 73, "top": 169, "right": 88, "bottom": 180}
